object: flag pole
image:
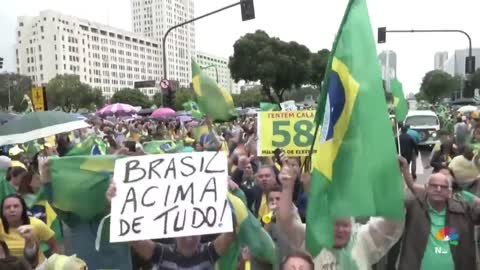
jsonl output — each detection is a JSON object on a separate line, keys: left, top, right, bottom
{"left": 396, "top": 120, "right": 401, "bottom": 153}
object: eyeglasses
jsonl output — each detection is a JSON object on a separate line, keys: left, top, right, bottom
{"left": 427, "top": 183, "right": 450, "bottom": 190}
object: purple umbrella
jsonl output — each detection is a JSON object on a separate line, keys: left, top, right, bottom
{"left": 151, "top": 108, "right": 176, "bottom": 119}
{"left": 97, "top": 103, "right": 138, "bottom": 117}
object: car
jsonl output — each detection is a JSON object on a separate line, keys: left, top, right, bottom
{"left": 404, "top": 110, "right": 441, "bottom": 147}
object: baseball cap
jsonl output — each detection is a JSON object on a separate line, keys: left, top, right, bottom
{"left": 8, "top": 145, "right": 24, "bottom": 157}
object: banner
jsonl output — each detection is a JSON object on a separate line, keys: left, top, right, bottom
{"left": 257, "top": 110, "right": 316, "bottom": 157}
{"left": 110, "top": 152, "right": 233, "bottom": 242}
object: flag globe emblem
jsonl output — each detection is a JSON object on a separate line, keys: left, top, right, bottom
{"left": 435, "top": 227, "right": 459, "bottom": 245}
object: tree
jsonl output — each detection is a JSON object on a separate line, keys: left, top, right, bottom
{"left": 152, "top": 92, "right": 163, "bottom": 108}
{"left": 46, "top": 74, "right": 103, "bottom": 112}
{"left": 232, "top": 86, "right": 268, "bottom": 107}
{"left": 229, "top": 30, "right": 312, "bottom": 103}
{"left": 419, "top": 70, "right": 456, "bottom": 103}
{"left": 173, "top": 88, "right": 194, "bottom": 111}
{"left": 111, "top": 88, "right": 152, "bottom": 108}
{"left": 309, "top": 49, "right": 330, "bottom": 88}
{"left": 283, "top": 86, "right": 319, "bottom": 103}
{"left": 0, "top": 73, "right": 32, "bottom": 112}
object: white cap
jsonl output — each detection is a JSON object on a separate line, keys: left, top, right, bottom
{"left": 0, "top": 156, "right": 12, "bottom": 170}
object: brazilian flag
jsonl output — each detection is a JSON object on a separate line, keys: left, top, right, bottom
{"left": 192, "top": 60, "right": 238, "bottom": 122}
{"left": 66, "top": 135, "right": 108, "bottom": 156}
{"left": 391, "top": 78, "right": 408, "bottom": 122}
{"left": 183, "top": 100, "right": 204, "bottom": 120}
{"left": 49, "top": 155, "right": 118, "bottom": 221}
{"left": 216, "top": 189, "right": 277, "bottom": 269}
{"left": 307, "top": 0, "right": 404, "bottom": 255}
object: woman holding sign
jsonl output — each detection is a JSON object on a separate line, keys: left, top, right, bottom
{"left": 106, "top": 182, "right": 235, "bottom": 270}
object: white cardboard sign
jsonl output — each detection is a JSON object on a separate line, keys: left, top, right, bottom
{"left": 110, "top": 151, "right": 233, "bottom": 242}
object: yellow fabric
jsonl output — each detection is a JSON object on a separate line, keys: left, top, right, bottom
{"left": 46, "top": 136, "right": 56, "bottom": 147}
{"left": 10, "top": 161, "right": 27, "bottom": 170}
{"left": 258, "top": 194, "right": 269, "bottom": 219}
{"left": 45, "top": 254, "right": 87, "bottom": 270}
{"left": 35, "top": 200, "right": 57, "bottom": 228}
{"left": 220, "top": 141, "right": 229, "bottom": 154}
{"left": 0, "top": 217, "right": 54, "bottom": 262}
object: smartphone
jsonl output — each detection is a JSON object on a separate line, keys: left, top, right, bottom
{"left": 124, "top": 141, "right": 136, "bottom": 152}
{"left": 273, "top": 148, "right": 284, "bottom": 166}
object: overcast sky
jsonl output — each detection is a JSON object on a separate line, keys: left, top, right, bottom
{"left": 1, "top": 0, "right": 479, "bottom": 94}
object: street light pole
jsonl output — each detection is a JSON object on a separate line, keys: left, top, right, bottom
{"left": 200, "top": 64, "right": 219, "bottom": 83}
{"left": 162, "top": 0, "right": 253, "bottom": 107}
{"left": 379, "top": 28, "right": 475, "bottom": 100}
{"left": 384, "top": 29, "right": 472, "bottom": 60}
{"left": 162, "top": 1, "right": 243, "bottom": 81}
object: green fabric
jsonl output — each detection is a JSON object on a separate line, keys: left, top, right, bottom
{"left": 143, "top": 140, "right": 185, "bottom": 154}
{"left": 260, "top": 102, "right": 280, "bottom": 112}
{"left": 420, "top": 207, "right": 454, "bottom": 270}
{"left": 391, "top": 78, "right": 408, "bottom": 122}
{"left": 0, "top": 178, "right": 16, "bottom": 201}
{"left": 331, "top": 225, "right": 361, "bottom": 270}
{"left": 191, "top": 60, "right": 238, "bottom": 122}
{"left": 66, "top": 135, "right": 107, "bottom": 156}
{"left": 183, "top": 100, "right": 204, "bottom": 120}
{"left": 215, "top": 189, "right": 277, "bottom": 270}
{"left": 49, "top": 155, "right": 119, "bottom": 221}
{"left": 22, "top": 141, "right": 42, "bottom": 158}
{"left": 0, "top": 170, "right": 7, "bottom": 184}
{"left": 192, "top": 125, "right": 209, "bottom": 142}
{"left": 458, "top": 190, "right": 476, "bottom": 203}
{"left": 307, "top": 0, "right": 404, "bottom": 255}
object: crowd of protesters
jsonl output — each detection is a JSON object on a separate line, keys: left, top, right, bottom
{"left": 0, "top": 110, "right": 480, "bottom": 270}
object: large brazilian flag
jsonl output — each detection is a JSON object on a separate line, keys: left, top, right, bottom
{"left": 191, "top": 59, "right": 238, "bottom": 122}
{"left": 306, "top": 0, "right": 404, "bottom": 256}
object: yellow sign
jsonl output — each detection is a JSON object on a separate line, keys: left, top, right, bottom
{"left": 257, "top": 110, "right": 316, "bottom": 157}
{"left": 31, "top": 87, "right": 45, "bottom": 111}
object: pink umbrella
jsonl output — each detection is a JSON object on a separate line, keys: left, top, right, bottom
{"left": 97, "top": 103, "right": 139, "bottom": 117}
{"left": 151, "top": 107, "right": 176, "bottom": 119}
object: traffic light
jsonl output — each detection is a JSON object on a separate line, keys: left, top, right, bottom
{"left": 240, "top": 0, "right": 255, "bottom": 21}
{"left": 0, "top": 57, "right": 3, "bottom": 69}
{"left": 466, "top": 56, "right": 476, "bottom": 74}
{"left": 164, "top": 90, "right": 175, "bottom": 108}
{"left": 378, "top": 27, "right": 387, "bottom": 44}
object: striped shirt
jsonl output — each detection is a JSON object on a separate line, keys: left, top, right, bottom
{"left": 151, "top": 242, "right": 219, "bottom": 270}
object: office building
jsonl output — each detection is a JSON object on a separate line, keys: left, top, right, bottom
{"left": 196, "top": 52, "right": 239, "bottom": 94}
{"left": 434, "top": 51, "right": 448, "bottom": 70}
{"left": 378, "top": 50, "right": 397, "bottom": 80}
{"left": 16, "top": 10, "right": 162, "bottom": 99}
{"left": 444, "top": 48, "right": 480, "bottom": 77}
{"left": 131, "top": 0, "right": 195, "bottom": 87}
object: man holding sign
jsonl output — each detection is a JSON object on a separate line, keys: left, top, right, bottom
{"left": 107, "top": 151, "right": 235, "bottom": 269}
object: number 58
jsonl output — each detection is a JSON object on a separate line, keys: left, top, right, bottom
{"left": 272, "top": 120, "right": 314, "bottom": 148}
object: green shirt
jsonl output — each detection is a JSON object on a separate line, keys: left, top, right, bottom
{"left": 421, "top": 206, "right": 455, "bottom": 270}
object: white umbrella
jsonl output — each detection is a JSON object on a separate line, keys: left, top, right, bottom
{"left": 457, "top": 105, "right": 478, "bottom": 113}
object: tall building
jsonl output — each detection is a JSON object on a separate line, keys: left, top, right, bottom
{"left": 196, "top": 52, "right": 239, "bottom": 94}
{"left": 16, "top": 10, "right": 162, "bottom": 99}
{"left": 378, "top": 50, "right": 397, "bottom": 80}
{"left": 131, "top": 0, "right": 195, "bottom": 87}
{"left": 444, "top": 48, "right": 480, "bottom": 77}
{"left": 434, "top": 51, "right": 448, "bottom": 70}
